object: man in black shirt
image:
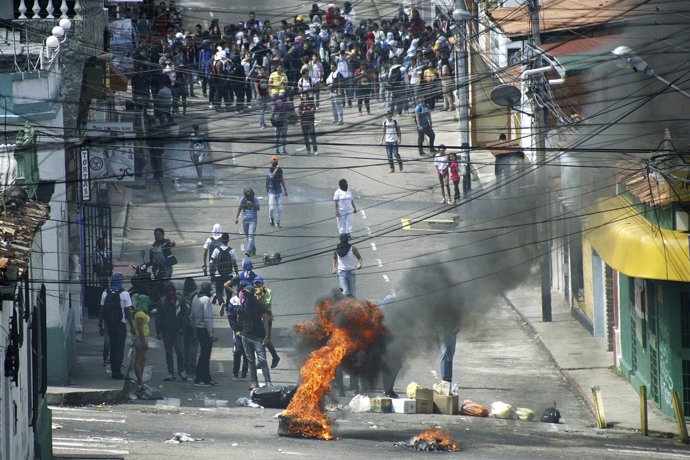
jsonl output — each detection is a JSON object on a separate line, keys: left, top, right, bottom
{"left": 238, "top": 283, "right": 272, "bottom": 388}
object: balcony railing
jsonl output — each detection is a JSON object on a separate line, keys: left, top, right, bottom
{"left": 16, "top": 0, "right": 81, "bottom": 20}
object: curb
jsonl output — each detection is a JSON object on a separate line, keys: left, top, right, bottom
{"left": 47, "top": 386, "right": 128, "bottom": 407}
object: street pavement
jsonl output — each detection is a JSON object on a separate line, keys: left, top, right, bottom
{"left": 48, "top": 93, "right": 687, "bottom": 456}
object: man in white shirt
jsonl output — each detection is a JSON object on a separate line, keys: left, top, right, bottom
{"left": 380, "top": 111, "right": 403, "bottom": 173}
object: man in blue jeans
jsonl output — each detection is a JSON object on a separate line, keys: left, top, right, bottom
{"left": 238, "top": 283, "right": 272, "bottom": 389}
{"left": 235, "top": 187, "right": 260, "bottom": 257}
{"left": 437, "top": 323, "right": 459, "bottom": 383}
{"left": 415, "top": 98, "right": 436, "bottom": 156}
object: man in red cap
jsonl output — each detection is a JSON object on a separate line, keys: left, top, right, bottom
{"left": 266, "top": 156, "right": 288, "bottom": 227}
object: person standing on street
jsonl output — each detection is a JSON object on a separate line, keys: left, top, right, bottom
{"left": 415, "top": 97, "right": 436, "bottom": 156}
{"left": 334, "top": 178, "right": 357, "bottom": 236}
{"left": 298, "top": 93, "right": 318, "bottom": 155}
{"left": 449, "top": 152, "right": 461, "bottom": 204}
{"left": 202, "top": 223, "right": 222, "bottom": 278}
{"left": 266, "top": 156, "right": 288, "bottom": 227}
{"left": 271, "top": 90, "right": 290, "bottom": 155}
{"left": 157, "top": 282, "right": 187, "bottom": 382}
{"left": 225, "top": 283, "right": 248, "bottom": 381}
{"left": 309, "top": 53, "right": 323, "bottom": 108}
{"left": 380, "top": 110, "right": 403, "bottom": 173}
{"left": 235, "top": 188, "right": 260, "bottom": 258}
{"left": 326, "top": 63, "right": 345, "bottom": 125}
{"left": 332, "top": 233, "right": 363, "bottom": 298}
{"left": 132, "top": 294, "right": 150, "bottom": 394}
{"left": 254, "top": 276, "right": 280, "bottom": 369}
{"left": 147, "top": 227, "right": 176, "bottom": 301}
{"left": 191, "top": 282, "right": 216, "bottom": 386}
{"left": 437, "top": 321, "right": 460, "bottom": 384}
{"left": 98, "top": 272, "right": 133, "bottom": 380}
{"left": 238, "top": 283, "right": 272, "bottom": 389}
{"left": 268, "top": 63, "right": 288, "bottom": 100}
{"left": 255, "top": 66, "right": 270, "bottom": 129}
{"left": 209, "top": 232, "right": 238, "bottom": 306}
{"left": 189, "top": 123, "right": 209, "bottom": 186}
{"left": 434, "top": 144, "right": 451, "bottom": 204}
{"left": 181, "top": 277, "right": 198, "bottom": 376}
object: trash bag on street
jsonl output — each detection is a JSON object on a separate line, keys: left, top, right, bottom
{"left": 250, "top": 384, "right": 298, "bottom": 409}
{"left": 460, "top": 399, "right": 489, "bottom": 417}
{"left": 541, "top": 405, "right": 561, "bottom": 423}
{"left": 236, "top": 397, "right": 263, "bottom": 408}
{"left": 406, "top": 382, "right": 422, "bottom": 399}
{"left": 165, "top": 432, "right": 202, "bottom": 443}
{"left": 516, "top": 407, "right": 535, "bottom": 421}
{"left": 348, "top": 394, "right": 371, "bottom": 413}
{"left": 136, "top": 383, "right": 163, "bottom": 400}
{"left": 490, "top": 401, "right": 514, "bottom": 419}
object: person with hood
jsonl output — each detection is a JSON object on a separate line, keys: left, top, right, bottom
{"left": 235, "top": 188, "right": 260, "bottom": 257}
{"left": 333, "top": 178, "right": 357, "bottom": 235}
{"left": 224, "top": 280, "right": 248, "bottom": 380}
{"left": 181, "top": 277, "right": 198, "bottom": 375}
{"left": 98, "top": 272, "right": 133, "bottom": 380}
{"left": 157, "top": 282, "right": 187, "bottom": 381}
{"left": 202, "top": 223, "right": 222, "bottom": 276}
{"left": 191, "top": 282, "right": 216, "bottom": 386}
{"left": 132, "top": 294, "right": 150, "bottom": 393}
{"left": 332, "top": 234, "right": 363, "bottom": 298}
{"left": 266, "top": 156, "right": 288, "bottom": 227}
{"left": 198, "top": 39, "right": 213, "bottom": 98}
{"left": 147, "top": 227, "right": 176, "bottom": 295}
{"left": 209, "top": 232, "right": 238, "bottom": 306}
{"left": 326, "top": 63, "right": 345, "bottom": 124}
{"left": 238, "top": 283, "right": 272, "bottom": 389}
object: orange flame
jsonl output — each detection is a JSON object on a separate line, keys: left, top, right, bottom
{"left": 283, "top": 298, "right": 385, "bottom": 439}
{"left": 414, "top": 427, "right": 458, "bottom": 452}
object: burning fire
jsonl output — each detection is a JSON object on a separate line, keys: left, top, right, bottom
{"left": 282, "top": 297, "right": 385, "bottom": 440}
{"left": 410, "top": 426, "right": 458, "bottom": 452}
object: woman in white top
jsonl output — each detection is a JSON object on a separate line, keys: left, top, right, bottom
{"left": 434, "top": 144, "right": 451, "bottom": 204}
{"left": 309, "top": 53, "right": 323, "bottom": 108}
{"left": 333, "top": 179, "right": 357, "bottom": 235}
{"left": 332, "top": 233, "right": 363, "bottom": 298}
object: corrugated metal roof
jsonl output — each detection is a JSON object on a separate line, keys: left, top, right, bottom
{"left": 0, "top": 199, "right": 50, "bottom": 281}
{"left": 488, "top": 0, "right": 654, "bottom": 37}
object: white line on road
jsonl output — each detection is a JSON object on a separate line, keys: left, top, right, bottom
{"left": 382, "top": 275, "right": 389, "bottom": 282}
{"left": 360, "top": 210, "right": 366, "bottom": 219}
{"left": 53, "top": 436, "right": 126, "bottom": 443}
{"left": 52, "top": 417, "right": 125, "bottom": 424}
{"left": 156, "top": 398, "right": 181, "bottom": 407}
{"left": 389, "top": 289, "right": 396, "bottom": 298}
{"left": 295, "top": 147, "right": 306, "bottom": 152}
{"left": 367, "top": 227, "right": 372, "bottom": 235}
{"left": 370, "top": 242, "right": 377, "bottom": 251}
{"left": 376, "top": 258, "right": 383, "bottom": 267}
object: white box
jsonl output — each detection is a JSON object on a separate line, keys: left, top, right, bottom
{"left": 392, "top": 398, "right": 416, "bottom": 414}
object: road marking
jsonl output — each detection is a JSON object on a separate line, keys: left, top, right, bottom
{"left": 382, "top": 275, "right": 389, "bottom": 282}
{"left": 295, "top": 147, "right": 306, "bottom": 152}
{"left": 607, "top": 448, "right": 690, "bottom": 458}
{"left": 360, "top": 210, "right": 366, "bottom": 219}
{"left": 156, "top": 398, "right": 181, "bottom": 408}
{"left": 366, "top": 227, "right": 372, "bottom": 235}
{"left": 204, "top": 399, "right": 229, "bottom": 407}
{"left": 370, "top": 242, "right": 377, "bottom": 251}
{"left": 52, "top": 447, "right": 129, "bottom": 455}
{"left": 376, "top": 259, "right": 383, "bottom": 267}
{"left": 52, "top": 417, "right": 125, "bottom": 424}
{"left": 389, "top": 289, "right": 396, "bottom": 298}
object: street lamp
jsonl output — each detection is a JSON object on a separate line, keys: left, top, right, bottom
{"left": 42, "top": 19, "right": 71, "bottom": 70}
{"left": 611, "top": 45, "right": 690, "bottom": 100}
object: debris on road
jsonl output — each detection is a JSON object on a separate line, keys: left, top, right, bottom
{"left": 394, "top": 426, "right": 458, "bottom": 452}
{"left": 460, "top": 400, "right": 489, "bottom": 417}
{"left": 490, "top": 401, "right": 515, "bottom": 419}
{"left": 541, "top": 404, "right": 562, "bottom": 423}
{"left": 236, "top": 397, "right": 263, "bottom": 408}
{"left": 348, "top": 394, "right": 371, "bottom": 413}
{"left": 165, "top": 432, "right": 203, "bottom": 443}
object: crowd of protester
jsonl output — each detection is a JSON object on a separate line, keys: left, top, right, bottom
{"left": 118, "top": 1, "right": 460, "bottom": 122}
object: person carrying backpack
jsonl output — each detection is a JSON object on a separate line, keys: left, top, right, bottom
{"left": 98, "top": 273, "right": 133, "bottom": 380}
{"left": 202, "top": 223, "right": 223, "bottom": 277}
{"left": 380, "top": 110, "right": 403, "bottom": 173}
{"left": 387, "top": 60, "right": 405, "bottom": 115}
{"left": 210, "top": 232, "right": 238, "bottom": 306}
{"left": 147, "top": 227, "right": 176, "bottom": 304}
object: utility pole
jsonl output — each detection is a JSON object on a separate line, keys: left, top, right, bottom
{"left": 527, "top": 0, "right": 552, "bottom": 322}
{"left": 453, "top": 1, "right": 472, "bottom": 192}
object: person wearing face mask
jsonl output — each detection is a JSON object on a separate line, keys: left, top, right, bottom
{"left": 333, "top": 179, "right": 357, "bottom": 236}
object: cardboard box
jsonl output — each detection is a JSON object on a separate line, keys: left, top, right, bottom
{"left": 433, "top": 380, "right": 451, "bottom": 396}
{"left": 433, "top": 394, "right": 459, "bottom": 415}
{"left": 392, "top": 398, "right": 416, "bottom": 414}
{"left": 415, "top": 388, "right": 434, "bottom": 414}
{"left": 370, "top": 397, "right": 392, "bottom": 413}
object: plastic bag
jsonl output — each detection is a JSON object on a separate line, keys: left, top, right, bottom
{"left": 490, "top": 401, "right": 514, "bottom": 419}
{"left": 142, "top": 365, "right": 153, "bottom": 383}
{"left": 460, "top": 399, "right": 489, "bottom": 417}
{"left": 516, "top": 407, "right": 535, "bottom": 421}
{"left": 406, "top": 382, "right": 422, "bottom": 399}
{"left": 348, "top": 394, "right": 371, "bottom": 413}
